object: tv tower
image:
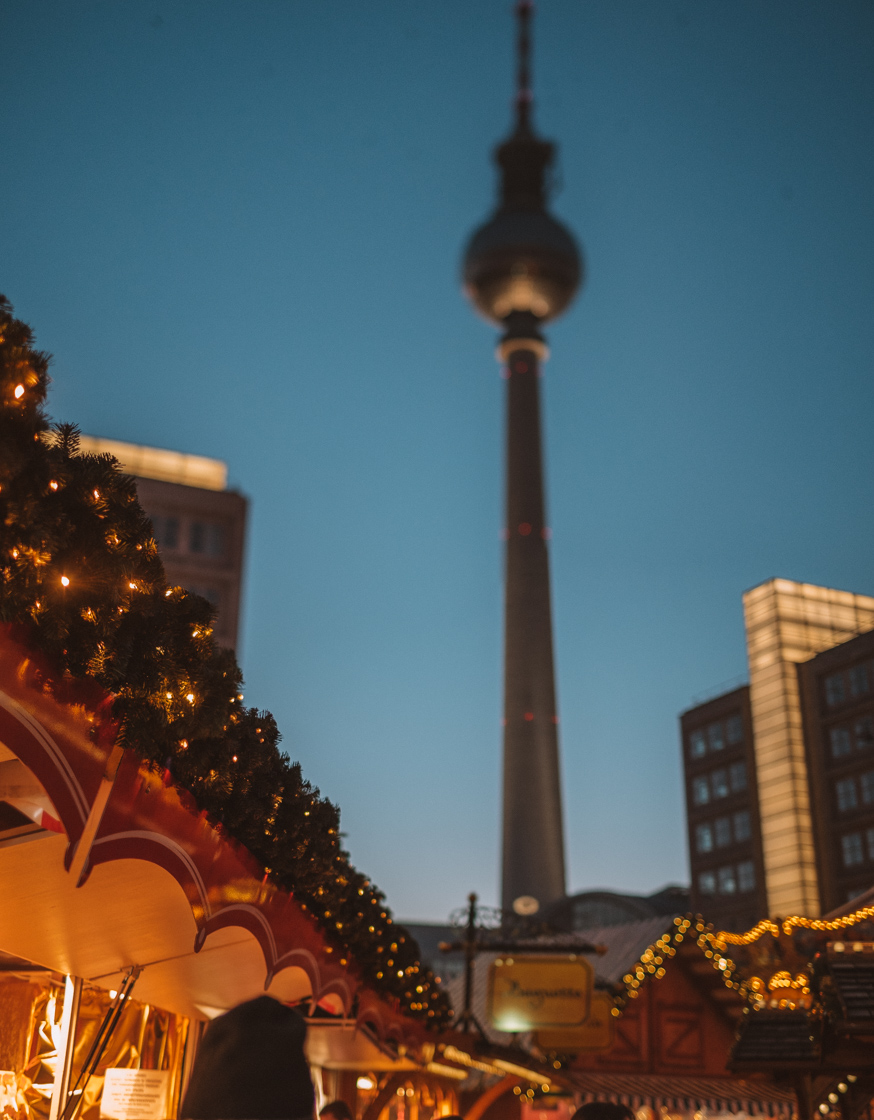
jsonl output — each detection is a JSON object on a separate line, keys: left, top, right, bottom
{"left": 462, "top": 1, "right": 582, "bottom": 916}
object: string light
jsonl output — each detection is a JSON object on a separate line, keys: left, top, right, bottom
{"left": 0, "top": 297, "right": 450, "bottom": 1030}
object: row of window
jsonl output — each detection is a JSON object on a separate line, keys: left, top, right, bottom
{"left": 825, "top": 663, "right": 872, "bottom": 707}
{"left": 152, "top": 515, "right": 228, "bottom": 558}
{"left": 687, "top": 715, "right": 744, "bottom": 760}
{"left": 830, "top": 717, "right": 874, "bottom": 759}
{"left": 835, "top": 772, "right": 874, "bottom": 813}
{"left": 699, "top": 860, "right": 756, "bottom": 896}
{"left": 841, "top": 828, "right": 874, "bottom": 868}
{"left": 695, "top": 810, "right": 751, "bottom": 853}
{"left": 691, "top": 762, "right": 748, "bottom": 806}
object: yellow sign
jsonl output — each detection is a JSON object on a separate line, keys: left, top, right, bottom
{"left": 535, "top": 991, "right": 616, "bottom": 1052}
{"left": 487, "top": 956, "right": 593, "bottom": 1032}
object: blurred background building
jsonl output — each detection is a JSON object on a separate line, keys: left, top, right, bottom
{"left": 681, "top": 578, "right": 874, "bottom": 928}
{"left": 78, "top": 436, "right": 248, "bottom": 652}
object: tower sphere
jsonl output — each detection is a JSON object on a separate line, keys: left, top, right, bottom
{"left": 463, "top": 207, "right": 581, "bottom": 325}
{"left": 462, "top": 132, "right": 582, "bottom": 326}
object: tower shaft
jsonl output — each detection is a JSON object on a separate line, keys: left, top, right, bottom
{"left": 501, "top": 327, "right": 566, "bottom": 913}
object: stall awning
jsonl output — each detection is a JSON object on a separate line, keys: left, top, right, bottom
{"left": 568, "top": 1072, "right": 795, "bottom": 1117}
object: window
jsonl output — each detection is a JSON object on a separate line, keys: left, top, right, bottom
{"left": 711, "top": 769, "right": 729, "bottom": 799}
{"left": 729, "top": 761, "right": 748, "bottom": 792}
{"left": 836, "top": 778, "right": 858, "bottom": 812}
{"left": 152, "top": 515, "right": 179, "bottom": 550}
{"left": 826, "top": 673, "right": 846, "bottom": 706}
{"left": 692, "top": 776, "right": 710, "bottom": 806}
{"left": 708, "top": 723, "right": 725, "bottom": 752}
{"left": 855, "top": 716, "right": 874, "bottom": 751}
{"left": 868, "top": 829, "right": 874, "bottom": 861}
{"left": 689, "top": 730, "right": 707, "bottom": 759}
{"left": 850, "top": 664, "right": 870, "bottom": 698}
{"left": 718, "top": 866, "right": 737, "bottom": 894}
{"left": 842, "top": 833, "right": 864, "bottom": 867}
{"left": 207, "top": 524, "right": 227, "bottom": 557}
{"left": 698, "top": 871, "right": 716, "bottom": 895}
{"left": 737, "top": 860, "right": 756, "bottom": 892}
{"left": 831, "top": 726, "right": 852, "bottom": 758}
{"left": 695, "top": 823, "right": 713, "bottom": 853}
{"left": 714, "top": 817, "right": 732, "bottom": 848}
{"left": 190, "top": 521, "right": 205, "bottom": 552}
{"left": 725, "top": 714, "right": 743, "bottom": 745}
{"left": 861, "top": 771, "right": 874, "bottom": 806}
{"left": 190, "top": 521, "right": 227, "bottom": 557}
{"left": 733, "top": 809, "right": 751, "bottom": 842}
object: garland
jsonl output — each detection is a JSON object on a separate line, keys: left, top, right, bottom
{"left": 0, "top": 296, "right": 451, "bottom": 1027}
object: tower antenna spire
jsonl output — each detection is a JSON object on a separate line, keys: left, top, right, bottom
{"left": 514, "top": 0, "right": 534, "bottom": 134}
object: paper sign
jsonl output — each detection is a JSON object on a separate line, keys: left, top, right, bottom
{"left": 536, "top": 990, "right": 616, "bottom": 1052}
{"left": 100, "top": 1069, "right": 169, "bottom": 1120}
{"left": 487, "top": 955, "right": 593, "bottom": 1031}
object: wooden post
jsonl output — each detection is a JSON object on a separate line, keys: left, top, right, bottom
{"left": 48, "top": 975, "right": 83, "bottom": 1120}
{"left": 795, "top": 1074, "right": 813, "bottom": 1120}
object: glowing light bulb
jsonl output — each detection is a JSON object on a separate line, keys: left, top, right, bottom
{"left": 232, "top": 755, "right": 238, "bottom": 762}
{"left": 49, "top": 481, "right": 58, "bottom": 490}
{"left": 128, "top": 582, "right": 136, "bottom": 590}
{"left": 14, "top": 384, "right": 24, "bottom": 398}
{"left": 60, "top": 576, "right": 70, "bottom": 587}
{"left": 186, "top": 693, "right": 195, "bottom": 703}
{"left": 93, "top": 490, "right": 100, "bottom": 499}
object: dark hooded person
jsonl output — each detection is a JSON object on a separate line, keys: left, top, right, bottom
{"left": 319, "top": 1104, "right": 353, "bottom": 1120}
{"left": 182, "top": 995, "right": 315, "bottom": 1120}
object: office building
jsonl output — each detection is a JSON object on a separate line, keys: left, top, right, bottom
{"left": 798, "top": 627, "right": 874, "bottom": 909}
{"left": 78, "top": 436, "right": 247, "bottom": 651}
{"left": 682, "top": 578, "right": 874, "bottom": 926}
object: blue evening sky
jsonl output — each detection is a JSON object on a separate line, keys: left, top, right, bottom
{"left": 2, "top": 1, "right": 874, "bottom": 921}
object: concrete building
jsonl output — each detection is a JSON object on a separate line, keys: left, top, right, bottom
{"left": 682, "top": 578, "right": 874, "bottom": 927}
{"left": 461, "top": 0, "right": 581, "bottom": 916}
{"left": 78, "top": 436, "right": 247, "bottom": 652}
{"left": 798, "top": 627, "right": 874, "bottom": 910}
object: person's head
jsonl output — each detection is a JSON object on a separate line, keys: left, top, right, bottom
{"left": 320, "top": 1103, "right": 353, "bottom": 1120}
{"left": 572, "top": 1104, "right": 634, "bottom": 1120}
{"left": 182, "top": 995, "right": 315, "bottom": 1120}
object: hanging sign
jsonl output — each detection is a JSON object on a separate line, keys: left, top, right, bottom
{"left": 535, "top": 989, "right": 616, "bottom": 1052}
{"left": 100, "top": 1069, "right": 170, "bottom": 1120}
{"left": 487, "top": 955, "right": 593, "bottom": 1032}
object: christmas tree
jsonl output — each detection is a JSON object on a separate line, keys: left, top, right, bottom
{"left": 0, "top": 296, "right": 449, "bottom": 1026}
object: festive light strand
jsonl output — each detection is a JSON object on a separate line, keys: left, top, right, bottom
{"left": 0, "top": 296, "right": 450, "bottom": 1027}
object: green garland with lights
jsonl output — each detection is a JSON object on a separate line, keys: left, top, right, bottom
{"left": 0, "top": 296, "right": 450, "bottom": 1027}
{"left": 615, "top": 915, "right": 746, "bottom": 1012}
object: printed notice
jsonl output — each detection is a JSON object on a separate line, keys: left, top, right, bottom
{"left": 100, "top": 1069, "right": 169, "bottom": 1120}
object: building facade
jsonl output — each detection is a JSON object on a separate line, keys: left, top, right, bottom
{"left": 78, "top": 436, "right": 247, "bottom": 651}
{"left": 798, "top": 628, "right": 874, "bottom": 910}
{"left": 681, "top": 686, "right": 767, "bottom": 930}
{"left": 681, "top": 578, "right": 874, "bottom": 927}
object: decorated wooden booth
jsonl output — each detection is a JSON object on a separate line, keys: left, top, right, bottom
{"left": 0, "top": 299, "right": 458, "bottom": 1120}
